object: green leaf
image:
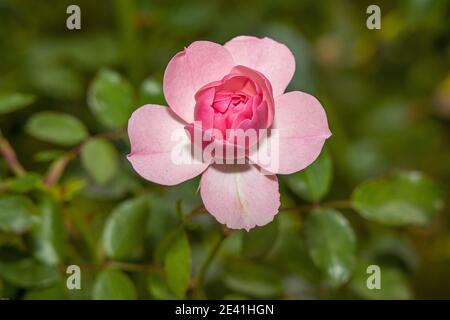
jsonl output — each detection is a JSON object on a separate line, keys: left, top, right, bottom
{"left": 26, "top": 111, "right": 88, "bottom": 146}
{"left": 102, "top": 197, "right": 149, "bottom": 260}
{"left": 305, "top": 208, "right": 356, "bottom": 287}
{"left": 81, "top": 138, "right": 119, "bottom": 185}
{"left": 147, "top": 271, "right": 175, "bottom": 299}
{"left": 33, "top": 195, "right": 65, "bottom": 265}
{"left": 92, "top": 268, "right": 137, "bottom": 300}
{"left": 285, "top": 149, "right": 332, "bottom": 202}
{"left": 242, "top": 217, "right": 279, "bottom": 258}
{"left": 224, "top": 261, "right": 282, "bottom": 298}
{"left": 0, "top": 93, "right": 35, "bottom": 114}
{"left": 88, "top": 69, "right": 135, "bottom": 129}
{"left": 23, "top": 284, "right": 66, "bottom": 300}
{"left": 350, "top": 264, "right": 412, "bottom": 300}
{"left": 0, "top": 258, "right": 59, "bottom": 288}
{"left": 0, "top": 196, "right": 39, "bottom": 233}
{"left": 164, "top": 229, "right": 191, "bottom": 299}
{"left": 33, "top": 149, "right": 65, "bottom": 162}
{"left": 352, "top": 171, "right": 444, "bottom": 226}
{"left": 4, "top": 173, "right": 42, "bottom": 193}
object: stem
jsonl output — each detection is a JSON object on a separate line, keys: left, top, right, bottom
{"left": 0, "top": 130, "right": 25, "bottom": 176}
{"left": 44, "top": 128, "right": 126, "bottom": 186}
{"left": 194, "top": 232, "right": 227, "bottom": 299}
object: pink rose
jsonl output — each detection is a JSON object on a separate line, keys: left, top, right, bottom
{"left": 127, "top": 36, "right": 331, "bottom": 230}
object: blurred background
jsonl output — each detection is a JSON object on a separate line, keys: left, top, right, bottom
{"left": 0, "top": 0, "right": 449, "bottom": 300}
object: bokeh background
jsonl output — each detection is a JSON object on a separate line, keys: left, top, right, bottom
{"left": 0, "top": 0, "right": 449, "bottom": 300}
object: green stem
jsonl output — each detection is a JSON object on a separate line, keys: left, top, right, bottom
{"left": 194, "top": 232, "right": 227, "bottom": 299}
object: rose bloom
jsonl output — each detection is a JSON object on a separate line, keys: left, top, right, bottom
{"left": 127, "top": 36, "right": 331, "bottom": 230}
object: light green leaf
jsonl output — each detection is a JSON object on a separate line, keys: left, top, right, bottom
{"left": 33, "top": 195, "right": 65, "bottom": 265}
{"left": 242, "top": 217, "right": 279, "bottom": 258}
{"left": 350, "top": 264, "right": 412, "bottom": 300}
{"left": 352, "top": 171, "right": 444, "bottom": 225}
{"left": 26, "top": 111, "right": 88, "bottom": 146}
{"left": 33, "top": 149, "right": 65, "bottom": 162}
{"left": 0, "top": 196, "right": 39, "bottom": 233}
{"left": 224, "top": 262, "right": 282, "bottom": 298}
{"left": 88, "top": 69, "right": 135, "bottom": 129}
{"left": 102, "top": 197, "right": 149, "bottom": 260}
{"left": 92, "top": 269, "right": 137, "bottom": 300}
{"left": 4, "top": 173, "right": 42, "bottom": 193}
{"left": 164, "top": 229, "right": 191, "bottom": 299}
{"left": 305, "top": 208, "right": 356, "bottom": 287}
{"left": 0, "top": 258, "right": 59, "bottom": 288}
{"left": 81, "top": 138, "right": 118, "bottom": 185}
{"left": 0, "top": 93, "right": 35, "bottom": 114}
{"left": 285, "top": 149, "right": 332, "bottom": 202}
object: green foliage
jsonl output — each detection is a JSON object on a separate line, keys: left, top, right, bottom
{"left": 81, "top": 138, "right": 119, "bottom": 185}
{"left": 285, "top": 149, "right": 332, "bottom": 202}
{"left": 0, "top": 259, "right": 59, "bottom": 288}
{"left": 3, "top": 173, "right": 42, "bottom": 193}
{"left": 164, "top": 229, "right": 191, "bottom": 299}
{"left": 102, "top": 197, "right": 149, "bottom": 260}
{"left": 92, "top": 269, "right": 138, "bottom": 300}
{"left": 33, "top": 195, "right": 65, "bottom": 265}
{"left": 352, "top": 171, "right": 444, "bottom": 226}
{"left": 0, "top": 0, "right": 448, "bottom": 301}
{"left": 350, "top": 264, "right": 412, "bottom": 300}
{"left": 25, "top": 112, "right": 88, "bottom": 146}
{"left": 242, "top": 217, "right": 279, "bottom": 258}
{"left": 0, "top": 93, "right": 35, "bottom": 114}
{"left": 224, "top": 261, "right": 283, "bottom": 298}
{"left": 305, "top": 208, "right": 356, "bottom": 287}
{"left": 0, "top": 196, "right": 39, "bottom": 233}
{"left": 88, "top": 69, "right": 135, "bottom": 129}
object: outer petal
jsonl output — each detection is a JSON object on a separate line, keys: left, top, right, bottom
{"left": 200, "top": 165, "right": 280, "bottom": 230}
{"left": 127, "top": 105, "right": 209, "bottom": 186}
{"left": 249, "top": 91, "right": 331, "bottom": 174}
{"left": 224, "top": 36, "right": 295, "bottom": 96}
{"left": 163, "top": 41, "right": 234, "bottom": 123}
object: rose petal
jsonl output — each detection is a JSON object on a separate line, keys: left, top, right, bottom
{"left": 200, "top": 164, "right": 280, "bottom": 230}
{"left": 127, "top": 105, "right": 209, "bottom": 186}
{"left": 163, "top": 41, "right": 234, "bottom": 123}
{"left": 224, "top": 36, "right": 295, "bottom": 96}
{"left": 249, "top": 91, "right": 331, "bottom": 174}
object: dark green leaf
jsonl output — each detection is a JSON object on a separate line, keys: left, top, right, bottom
{"left": 352, "top": 171, "right": 444, "bottom": 225}
{"left": 285, "top": 149, "right": 332, "bottom": 202}
{"left": 81, "top": 138, "right": 119, "bottom": 185}
{"left": 26, "top": 111, "right": 88, "bottom": 146}
{"left": 242, "top": 217, "right": 279, "bottom": 258}
{"left": 305, "top": 208, "right": 356, "bottom": 287}
{"left": 92, "top": 268, "right": 137, "bottom": 300}
{"left": 224, "top": 261, "right": 282, "bottom": 298}
{"left": 147, "top": 271, "right": 175, "bottom": 299}
{"left": 0, "top": 93, "right": 35, "bottom": 114}
{"left": 102, "top": 197, "right": 149, "bottom": 260}
{"left": 0, "top": 196, "right": 39, "bottom": 233}
{"left": 0, "top": 258, "right": 59, "bottom": 288}
{"left": 88, "top": 69, "right": 135, "bottom": 129}
{"left": 33, "top": 195, "right": 65, "bottom": 265}
{"left": 164, "top": 229, "right": 191, "bottom": 299}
